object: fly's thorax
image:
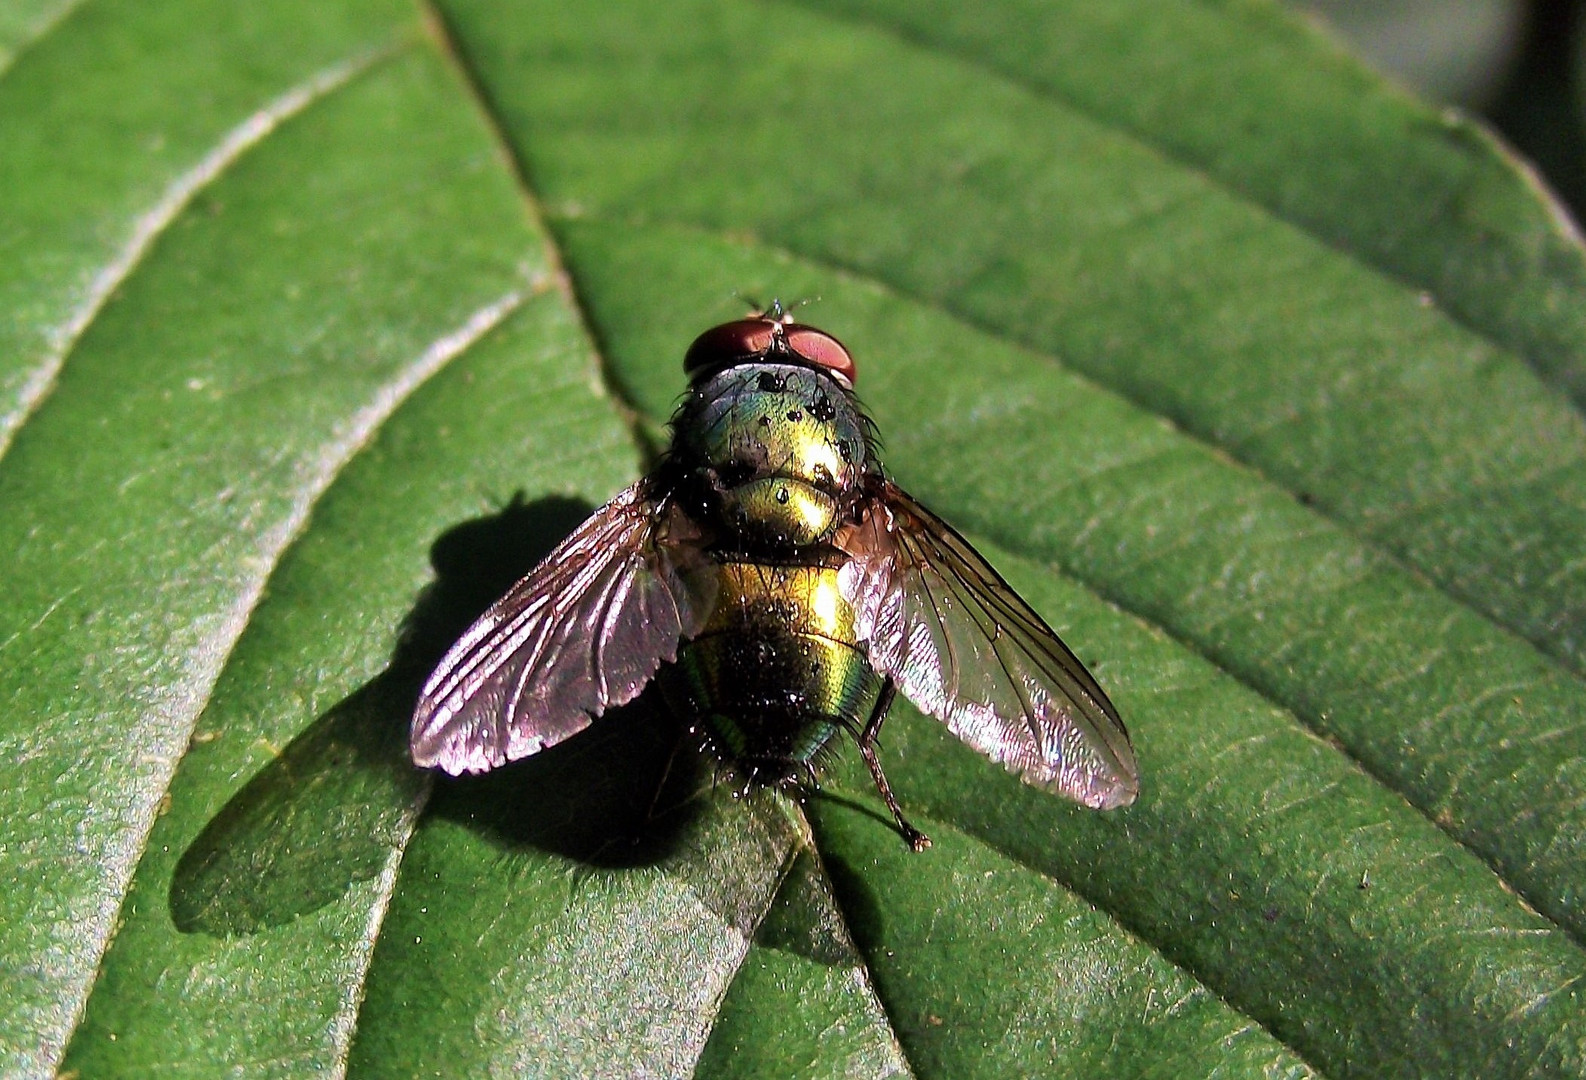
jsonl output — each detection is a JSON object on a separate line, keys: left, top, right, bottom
{"left": 673, "top": 363, "right": 871, "bottom": 548}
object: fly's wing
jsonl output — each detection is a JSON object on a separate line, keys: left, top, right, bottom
{"left": 835, "top": 479, "right": 1138, "bottom": 809}
{"left": 411, "top": 480, "right": 714, "bottom": 775}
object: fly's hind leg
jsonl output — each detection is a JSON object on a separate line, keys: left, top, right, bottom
{"left": 855, "top": 679, "right": 931, "bottom": 852}
{"left": 644, "top": 729, "right": 686, "bottom": 827}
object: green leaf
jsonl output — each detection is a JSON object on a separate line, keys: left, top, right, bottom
{"left": 553, "top": 221, "right": 1586, "bottom": 1078}
{"left": 2, "top": 0, "right": 1583, "bottom": 1077}
{"left": 694, "top": 849, "right": 914, "bottom": 1080}
{"left": 0, "top": 0, "right": 71, "bottom": 74}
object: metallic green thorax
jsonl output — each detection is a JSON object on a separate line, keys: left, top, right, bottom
{"left": 658, "top": 362, "right": 882, "bottom": 781}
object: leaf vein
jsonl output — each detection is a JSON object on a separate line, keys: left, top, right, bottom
{"left": 0, "top": 41, "right": 401, "bottom": 463}
{"left": 817, "top": 803, "right": 1330, "bottom": 1079}
{"left": 418, "top": 0, "right": 652, "bottom": 469}
{"left": 781, "top": 0, "right": 1586, "bottom": 417}
{"left": 537, "top": 210, "right": 1586, "bottom": 951}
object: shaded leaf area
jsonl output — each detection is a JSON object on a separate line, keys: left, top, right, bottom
{"left": 0, "top": 0, "right": 412, "bottom": 449}
{"left": 803, "top": 0, "right": 1586, "bottom": 409}
{"left": 695, "top": 848, "right": 915, "bottom": 1079}
{"left": 557, "top": 223, "right": 1586, "bottom": 1078}
{"left": 438, "top": 0, "right": 1586, "bottom": 682}
{"left": 0, "top": 34, "right": 545, "bottom": 1077}
{"left": 166, "top": 681, "right": 427, "bottom": 941}
{"left": 61, "top": 296, "right": 635, "bottom": 1076}
{"left": 808, "top": 800, "right": 1318, "bottom": 1080}
{"left": 345, "top": 723, "right": 801, "bottom": 1079}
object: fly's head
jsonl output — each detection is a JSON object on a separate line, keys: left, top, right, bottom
{"left": 672, "top": 312, "right": 875, "bottom": 548}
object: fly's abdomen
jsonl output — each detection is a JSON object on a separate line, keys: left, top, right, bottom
{"left": 659, "top": 559, "right": 883, "bottom": 779}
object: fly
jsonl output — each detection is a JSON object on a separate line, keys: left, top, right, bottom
{"left": 411, "top": 304, "right": 1138, "bottom": 850}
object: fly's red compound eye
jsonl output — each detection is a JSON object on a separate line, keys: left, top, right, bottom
{"left": 684, "top": 315, "right": 857, "bottom": 388}
{"left": 784, "top": 324, "right": 856, "bottom": 388}
{"left": 684, "top": 319, "right": 780, "bottom": 380}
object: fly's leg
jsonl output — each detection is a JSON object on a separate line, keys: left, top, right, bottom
{"left": 644, "top": 730, "right": 686, "bottom": 827}
{"left": 855, "top": 680, "right": 931, "bottom": 852}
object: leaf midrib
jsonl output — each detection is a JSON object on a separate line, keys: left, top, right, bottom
{"left": 424, "top": 8, "right": 924, "bottom": 1069}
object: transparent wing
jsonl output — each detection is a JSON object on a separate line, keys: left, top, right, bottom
{"left": 412, "top": 480, "right": 714, "bottom": 775}
{"left": 836, "top": 479, "right": 1138, "bottom": 809}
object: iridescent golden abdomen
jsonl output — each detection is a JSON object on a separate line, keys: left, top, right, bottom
{"left": 696, "top": 561, "right": 858, "bottom": 641}
{"left": 659, "top": 558, "right": 883, "bottom": 778}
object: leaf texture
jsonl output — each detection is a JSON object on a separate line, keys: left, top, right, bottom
{"left": 0, "top": 1, "right": 1582, "bottom": 1077}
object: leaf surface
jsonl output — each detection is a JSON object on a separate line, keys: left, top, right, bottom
{"left": 2, "top": 1, "right": 1583, "bottom": 1077}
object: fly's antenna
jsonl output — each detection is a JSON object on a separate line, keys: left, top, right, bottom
{"left": 729, "top": 293, "right": 820, "bottom": 323}
{"left": 771, "top": 297, "right": 820, "bottom": 322}
{"left": 731, "top": 291, "right": 768, "bottom": 318}
{"left": 747, "top": 297, "right": 789, "bottom": 323}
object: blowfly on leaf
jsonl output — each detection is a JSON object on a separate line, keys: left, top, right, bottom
{"left": 412, "top": 305, "right": 1137, "bottom": 850}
